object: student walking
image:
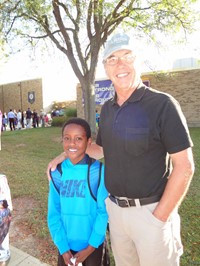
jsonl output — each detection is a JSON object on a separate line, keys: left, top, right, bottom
{"left": 0, "top": 174, "right": 12, "bottom": 265}
{"left": 26, "top": 108, "right": 32, "bottom": 129}
{"left": 7, "top": 109, "right": 16, "bottom": 131}
{"left": 2, "top": 115, "right": 7, "bottom": 132}
{"left": 17, "top": 109, "right": 22, "bottom": 130}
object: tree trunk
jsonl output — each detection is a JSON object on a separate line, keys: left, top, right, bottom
{"left": 81, "top": 80, "right": 96, "bottom": 135}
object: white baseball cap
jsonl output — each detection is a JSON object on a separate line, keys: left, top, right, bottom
{"left": 103, "top": 33, "right": 134, "bottom": 60}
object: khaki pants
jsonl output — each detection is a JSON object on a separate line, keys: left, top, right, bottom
{"left": 106, "top": 198, "right": 183, "bottom": 266}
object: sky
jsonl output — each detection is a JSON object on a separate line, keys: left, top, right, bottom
{"left": 0, "top": 50, "right": 78, "bottom": 107}
{"left": 0, "top": 2, "right": 200, "bottom": 109}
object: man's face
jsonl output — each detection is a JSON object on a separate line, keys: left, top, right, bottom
{"left": 104, "top": 49, "right": 139, "bottom": 92}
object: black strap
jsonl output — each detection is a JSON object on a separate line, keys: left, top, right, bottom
{"left": 49, "top": 169, "right": 60, "bottom": 194}
{"left": 87, "top": 160, "right": 102, "bottom": 201}
{"left": 57, "top": 163, "right": 62, "bottom": 174}
{"left": 98, "top": 162, "right": 102, "bottom": 189}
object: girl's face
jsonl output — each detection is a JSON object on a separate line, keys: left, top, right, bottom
{"left": 62, "top": 123, "right": 92, "bottom": 164}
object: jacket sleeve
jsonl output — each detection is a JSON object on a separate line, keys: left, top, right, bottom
{"left": 47, "top": 180, "right": 69, "bottom": 255}
{"left": 88, "top": 164, "right": 108, "bottom": 248}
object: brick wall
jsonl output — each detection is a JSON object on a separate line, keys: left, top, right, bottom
{"left": 0, "top": 79, "right": 43, "bottom": 114}
{"left": 142, "top": 69, "right": 200, "bottom": 127}
{"left": 76, "top": 68, "right": 200, "bottom": 127}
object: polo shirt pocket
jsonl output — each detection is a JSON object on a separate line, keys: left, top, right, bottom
{"left": 125, "top": 127, "right": 149, "bottom": 156}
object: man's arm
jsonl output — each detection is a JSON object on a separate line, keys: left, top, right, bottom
{"left": 47, "top": 143, "right": 104, "bottom": 180}
{"left": 87, "top": 143, "right": 104, "bottom": 160}
{"left": 153, "top": 147, "right": 194, "bottom": 222}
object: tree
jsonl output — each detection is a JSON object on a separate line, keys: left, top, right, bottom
{"left": 0, "top": 0, "right": 198, "bottom": 133}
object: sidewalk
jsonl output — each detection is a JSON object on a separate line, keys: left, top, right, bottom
{"left": 7, "top": 245, "right": 50, "bottom": 266}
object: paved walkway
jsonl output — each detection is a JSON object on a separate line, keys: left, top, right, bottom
{"left": 7, "top": 245, "right": 50, "bottom": 266}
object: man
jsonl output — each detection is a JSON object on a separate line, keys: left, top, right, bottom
{"left": 48, "top": 33, "right": 194, "bottom": 266}
{"left": 40, "top": 109, "right": 45, "bottom": 127}
{"left": 26, "top": 107, "right": 32, "bottom": 129}
{"left": 32, "top": 109, "right": 38, "bottom": 128}
{"left": 7, "top": 109, "right": 16, "bottom": 131}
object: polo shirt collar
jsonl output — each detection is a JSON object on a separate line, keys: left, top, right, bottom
{"left": 111, "top": 81, "right": 146, "bottom": 105}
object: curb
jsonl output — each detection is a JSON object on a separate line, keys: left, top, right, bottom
{"left": 7, "top": 245, "right": 50, "bottom": 266}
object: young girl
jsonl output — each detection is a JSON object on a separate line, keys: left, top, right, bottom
{"left": 48, "top": 118, "right": 108, "bottom": 266}
{"left": 2, "top": 115, "right": 7, "bottom": 131}
{"left": 0, "top": 174, "right": 12, "bottom": 265}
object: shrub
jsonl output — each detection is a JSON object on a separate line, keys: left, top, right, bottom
{"left": 51, "top": 108, "right": 77, "bottom": 127}
{"left": 65, "top": 108, "right": 77, "bottom": 117}
{"left": 51, "top": 116, "right": 69, "bottom": 127}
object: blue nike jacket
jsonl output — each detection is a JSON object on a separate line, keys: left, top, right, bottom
{"left": 47, "top": 157, "right": 108, "bottom": 255}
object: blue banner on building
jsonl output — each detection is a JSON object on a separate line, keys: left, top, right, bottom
{"left": 28, "top": 91, "right": 35, "bottom": 104}
{"left": 95, "top": 79, "right": 115, "bottom": 105}
{"left": 95, "top": 79, "right": 150, "bottom": 105}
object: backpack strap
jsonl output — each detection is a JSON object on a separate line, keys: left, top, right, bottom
{"left": 57, "top": 163, "right": 62, "bottom": 175}
{"left": 87, "top": 160, "right": 102, "bottom": 201}
{"left": 97, "top": 162, "right": 102, "bottom": 191}
{"left": 49, "top": 163, "right": 62, "bottom": 194}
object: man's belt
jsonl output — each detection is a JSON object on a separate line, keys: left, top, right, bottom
{"left": 109, "top": 194, "right": 161, "bottom": 208}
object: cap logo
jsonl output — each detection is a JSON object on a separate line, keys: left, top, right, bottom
{"left": 103, "top": 33, "right": 132, "bottom": 60}
{"left": 110, "top": 34, "right": 129, "bottom": 46}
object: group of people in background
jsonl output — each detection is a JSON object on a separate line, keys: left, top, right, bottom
{"left": 1, "top": 108, "right": 49, "bottom": 132}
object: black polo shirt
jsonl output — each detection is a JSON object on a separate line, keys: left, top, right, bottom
{"left": 96, "top": 84, "right": 193, "bottom": 198}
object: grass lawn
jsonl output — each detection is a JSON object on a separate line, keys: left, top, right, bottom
{"left": 0, "top": 127, "right": 199, "bottom": 265}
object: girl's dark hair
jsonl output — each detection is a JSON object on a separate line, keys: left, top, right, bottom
{"left": 62, "top": 118, "right": 91, "bottom": 139}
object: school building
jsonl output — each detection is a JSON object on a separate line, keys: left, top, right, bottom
{"left": 76, "top": 68, "right": 200, "bottom": 127}
{"left": 0, "top": 79, "right": 43, "bottom": 114}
